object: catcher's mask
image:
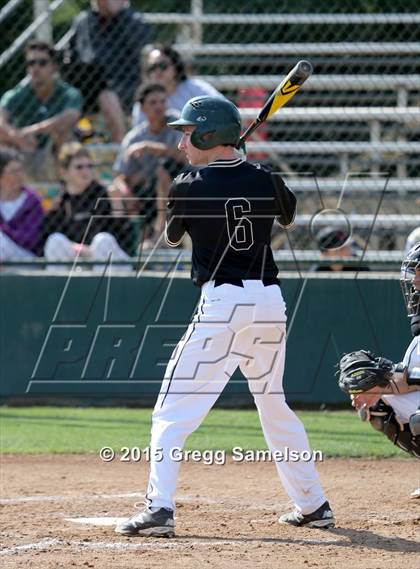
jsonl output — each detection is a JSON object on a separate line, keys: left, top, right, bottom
{"left": 400, "top": 241, "right": 420, "bottom": 317}
{"left": 167, "top": 96, "right": 241, "bottom": 150}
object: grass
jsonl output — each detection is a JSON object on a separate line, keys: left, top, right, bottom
{"left": 0, "top": 406, "right": 407, "bottom": 458}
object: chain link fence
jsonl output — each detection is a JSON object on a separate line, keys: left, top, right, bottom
{"left": 0, "top": 0, "right": 419, "bottom": 267}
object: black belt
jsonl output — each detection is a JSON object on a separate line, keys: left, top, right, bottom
{"left": 211, "top": 278, "right": 280, "bottom": 288}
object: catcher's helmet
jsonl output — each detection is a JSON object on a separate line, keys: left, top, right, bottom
{"left": 400, "top": 241, "right": 420, "bottom": 317}
{"left": 167, "top": 96, "right": 241, "bottom": 150}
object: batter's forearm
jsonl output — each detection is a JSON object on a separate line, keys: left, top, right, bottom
{"left": 165, "top": 185, "right": 185, "bottom": 247}
{"left": 271, "top": 175, "right": 297, "bottom": 228}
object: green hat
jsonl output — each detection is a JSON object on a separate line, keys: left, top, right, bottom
{"left": 168, "top": 96, "right": 242, "bottom": 150}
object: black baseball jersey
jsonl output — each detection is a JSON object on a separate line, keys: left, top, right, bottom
{"left": 165, "top": 157, "right": 296, "bottom": 285}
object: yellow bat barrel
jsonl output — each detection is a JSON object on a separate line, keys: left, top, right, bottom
{"left": 265, "top": 60, "right": 313, "bottom": 119}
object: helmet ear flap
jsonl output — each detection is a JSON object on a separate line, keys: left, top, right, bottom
{"left": 191, "top": 128, "right": 216, "bottom": 150}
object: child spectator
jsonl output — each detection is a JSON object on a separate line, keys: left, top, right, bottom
{"left": 0, "top": 147, "right": 44, "bottom": 262}
{"left": 43, "top": 143, "right": 132, "bottom": 269}
{"left": 0, "top": 41, "right": 82, "bottom": 182}
{"left": 132, "top": 45, "right": 221, "bottom": 128}
{"left": 65, "top": 0, "right": 151, "bottom": 142}
{"left": 112, "top": 83, "right": 185, "bottom": 248}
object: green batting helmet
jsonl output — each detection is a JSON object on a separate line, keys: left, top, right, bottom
{"left": 167, "top": 96, "right": 242, "bottom": 150}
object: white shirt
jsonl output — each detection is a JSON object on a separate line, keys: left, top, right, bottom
{"left": 0, "top": 192, "right": 27, "bottom": 222}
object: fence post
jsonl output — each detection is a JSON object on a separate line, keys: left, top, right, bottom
{"left": 397, "top": 86, "right": 408, "bottom": 178}
{"left": 191, "top": 0, "right": 203, "bottom": 45}
{"left": 339, "top": 154, "right": 349, "bottom": 177}
{"left": 370, "top": 119, "right": 381, "bottom": 175}
{"left": 33, "top": 0, "right": 52, "bottom": 42}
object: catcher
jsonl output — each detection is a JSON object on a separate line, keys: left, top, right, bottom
{"left": 338, "top": 242, "right": 420, "bottom": 498}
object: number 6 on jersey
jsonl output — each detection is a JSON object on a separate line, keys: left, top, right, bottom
{"left": 225, "top": 198, "right": 254, "bottom": 251}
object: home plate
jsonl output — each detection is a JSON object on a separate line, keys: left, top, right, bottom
{"left": 66, "top": 517, "right": 126, "bottom": 526}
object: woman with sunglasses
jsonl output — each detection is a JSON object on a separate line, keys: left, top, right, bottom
{"left": 0, "top": 147, "right": 44, "bottom": 263}
{"left": 43, "top": 142, "right": 132, "bottom": 269}
{"left": 132, "top": 45, "right": 221, "bottom": 128}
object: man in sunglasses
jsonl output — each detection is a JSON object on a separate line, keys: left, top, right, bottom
{"left": 0, "top": 40, "right": 82, "bottom": 182}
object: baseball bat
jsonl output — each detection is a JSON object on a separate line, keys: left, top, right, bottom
{"left": 236, "top": 60, "right": 313, "bottom": 148}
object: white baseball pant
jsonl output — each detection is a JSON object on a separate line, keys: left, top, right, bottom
{"left": 146, "top": 280, "right": 327, "bottom": 515}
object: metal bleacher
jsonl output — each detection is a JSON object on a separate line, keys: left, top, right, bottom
{"left": 165, "top": 12, "right": 419, "bottom": 183}
{"left": 1, "top": 3, "right": 419, "bottom": 258}
{"left": 86, "top": 8, "right": 420, "bottom": 252}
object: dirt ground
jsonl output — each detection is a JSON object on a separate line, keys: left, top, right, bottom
{"left": 0, "top": 455, "right": 419, "bottom": 569}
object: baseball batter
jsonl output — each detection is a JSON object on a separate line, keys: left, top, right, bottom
{"left": 116, "top": 96, "right": 334, "bottom": 537}
{"left": 338, "top": 242, "right": 420, "bottom": 497}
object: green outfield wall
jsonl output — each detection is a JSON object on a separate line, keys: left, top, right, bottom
{"left": 0, "top": 272, "right": 410, "bottom": 404}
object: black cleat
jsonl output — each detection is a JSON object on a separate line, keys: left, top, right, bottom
{"left": 115, "top": 507, "right": 175, "bottom": 537}
{"left": 279, "top": 500, "right": 335, "bottom": 528}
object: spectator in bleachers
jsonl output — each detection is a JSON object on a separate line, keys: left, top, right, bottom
{"left": 0, "top": 147, "right": 44, "bottom": 262}
{"left": 43, "top": 142, "right": 132, "bottom": 268}
{"left": 0, "top": 41, "right": 82, "bottom": 183}
{"left": 112, "top": 82, "right": 186, "bottom": 248}
{"left": 132, "top": 45, "right": 221, "bottom": 128}
{"left": 65, "top": 0, "right": 151, "bottom": 143}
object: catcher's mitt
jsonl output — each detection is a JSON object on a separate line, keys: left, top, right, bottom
{"left": 338, "top": 350, "right": 395, "bottom": 394}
